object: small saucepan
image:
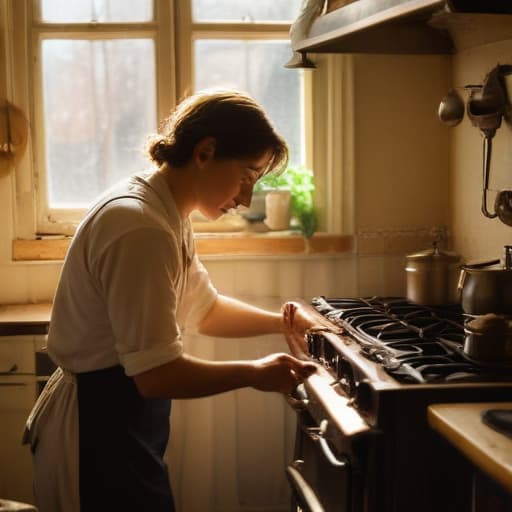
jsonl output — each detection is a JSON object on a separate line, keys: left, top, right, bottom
{"left": 458, "top": 245, "right": 512, "bottom": 315}
{"left": 464, "top": 314, "right": 512, "bottom": 363}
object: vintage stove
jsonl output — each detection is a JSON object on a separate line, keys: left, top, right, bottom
{"left": 284, "top": 296, "right": 512, "bottom": 512}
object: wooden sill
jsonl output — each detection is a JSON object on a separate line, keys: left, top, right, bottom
{"left": 12, "top": 233, "right": 353, "bottom": 261}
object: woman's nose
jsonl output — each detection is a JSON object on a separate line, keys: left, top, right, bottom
{"left": 236, "top": 183, "right": 253, "bottom": 208}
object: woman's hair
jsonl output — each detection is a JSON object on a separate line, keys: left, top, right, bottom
{"left": 147, "top": 89, "right": 288, "bottom": 175}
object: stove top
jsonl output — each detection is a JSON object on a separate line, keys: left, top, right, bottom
{"left": 311, "top": 296, "right": 512, "bottom": 385}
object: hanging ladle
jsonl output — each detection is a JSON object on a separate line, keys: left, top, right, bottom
{"left": 466, "top": 65, "right": 510, "bottom": 219}
{"left": 438, "top": 89, "right": 465, "bottom": 127}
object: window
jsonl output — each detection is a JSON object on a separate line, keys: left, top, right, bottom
{"left": 10, "top": 0, "right": 174, "bottom": 235}
{"left": 10, "top": 1, "right": 345, "bottom": 241}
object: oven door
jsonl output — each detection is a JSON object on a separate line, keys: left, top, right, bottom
{"left": 287, "top": 413, "right": 350, "bottom": 512}
{"left": 285, "top": 373, "right": 374, "bottom": 512}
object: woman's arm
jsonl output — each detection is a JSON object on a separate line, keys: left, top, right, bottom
{"left": 133, "top": 351, "right": 317, "bottom": 399}
{"left": 198, "top": 294, "right": 283, "bottom": 338}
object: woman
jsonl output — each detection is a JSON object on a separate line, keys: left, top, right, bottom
{"left": 23, "top": 90, "right": 317, "bottom": 512}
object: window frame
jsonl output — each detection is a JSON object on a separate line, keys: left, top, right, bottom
{"left": 175, "top": 0, "right": 316, "bottom": 226}
{"left": 175, "top": 2, "right": 350, "bottom": 235}
{"left": 10, "top": 0, "right": 176, "bottom": 236}
{"left": 7, "top": 0, "right": 349, "bottom": 246}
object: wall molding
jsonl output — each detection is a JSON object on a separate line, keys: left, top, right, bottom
{"left": 356, "top": 226, "right": 450, "bottom": 255}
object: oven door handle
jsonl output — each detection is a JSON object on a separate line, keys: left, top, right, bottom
{"left": 306, "top": 419, "right": 348, "bottom": 468}
{"left": 286, "top": 461, "right": 325, "bottom": 512}
{"left": 286, "top": 383, "right": 309, "bottom": 411}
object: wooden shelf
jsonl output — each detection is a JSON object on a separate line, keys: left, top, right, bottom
{"left": 12, "top": 233, "right": 353, "bottom": 261}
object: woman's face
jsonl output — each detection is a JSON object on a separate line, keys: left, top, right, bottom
{"left": 196, "top": 148, "right": 274, "bottom": 221}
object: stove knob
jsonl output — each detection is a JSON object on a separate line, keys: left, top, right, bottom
{"left": 306, "top": 333, "right": 322, "bottom": 358}
{"left": 354, "top": 380, "right": 373, "bottom": 413}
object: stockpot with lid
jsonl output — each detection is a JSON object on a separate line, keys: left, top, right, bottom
{"left": 405, "top": 243, "right": 462, "bottom": 306}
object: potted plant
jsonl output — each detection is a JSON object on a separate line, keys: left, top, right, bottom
{"left": 254, "top": 166, "right": 318, "bottom": 242}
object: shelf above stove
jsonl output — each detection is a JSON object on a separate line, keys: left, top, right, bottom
{"left": 292, "top": 0, "right": 512, "bottom": 55}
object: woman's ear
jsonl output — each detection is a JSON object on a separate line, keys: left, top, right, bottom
{"left": 194, "top": 137, "right": 216, "bottom": 166}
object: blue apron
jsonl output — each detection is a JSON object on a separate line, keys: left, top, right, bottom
{"left": 76, "top": 365, "right": 175, "bottom": 511}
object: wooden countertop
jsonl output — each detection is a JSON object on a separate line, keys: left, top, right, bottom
{"left": 428, "top": 402, "right": 512, "bottom": 495}
{"left": 0, "top": 303, "right": 52, "bottom": 326}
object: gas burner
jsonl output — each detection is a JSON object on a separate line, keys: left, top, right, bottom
{"left": 310, "top": 296, "right": 511, "bottom": 384}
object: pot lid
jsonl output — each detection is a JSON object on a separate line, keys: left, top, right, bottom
{"left": 406, "top": 242, "right": 461, "bottom": 263}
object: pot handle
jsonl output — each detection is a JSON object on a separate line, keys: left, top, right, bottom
{"left": 457, "top": 267, "right": 467, "bottom": 292}
{"left": 463, "top": 258, "right": 500, "bottom": 269}
{"left": 457, "top": 258, "right": 501, "bottom": 291}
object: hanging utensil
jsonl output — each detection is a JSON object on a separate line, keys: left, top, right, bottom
{"left": 495, "top": 190, "right": 512, "bottom": 226}
{"left": 479, "top": 134, "right": 497, "bottom": 218}
{"left": 466, "top": 65, "right": 509, "bottom": 219}
{"left": 438, "top": 89, "right": 465, "bottom": 127}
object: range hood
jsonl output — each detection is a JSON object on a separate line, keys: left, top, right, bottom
{"left": 292, "top": 0, "right": 512, "bottom": 55}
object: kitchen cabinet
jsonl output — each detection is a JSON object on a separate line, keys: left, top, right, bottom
{"left": 292, "top": 0, "right": 512, "bottom": 55}
{"left": 428, "top": 402, "right": 512, "bottom": 512}
{"left": 0, "top": 304, "right": 51, "bottom": 505}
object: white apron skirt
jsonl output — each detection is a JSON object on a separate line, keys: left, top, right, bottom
{"left": 23, "top": 368, "right": 80, "bottom": 512}
{"left": 23, "top": 365, "right": 174, "bottom": 512}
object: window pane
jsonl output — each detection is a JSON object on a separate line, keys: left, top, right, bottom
{"left": 192, "top": 0, "right": 302, "bottom": 22}
{"left": 40, "top": 0, "right": 153, "bottom": 23}
{"left": 41, "top": 39, "right": 156, "bottom": 207}
{"left": 194, "top": 40, "right": 304, "bottom": 167}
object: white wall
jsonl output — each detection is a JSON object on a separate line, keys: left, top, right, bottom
{"left": 352, "top": 53, "right": 452, "bottom": 234}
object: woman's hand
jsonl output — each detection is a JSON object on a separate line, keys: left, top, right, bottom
{"left": 251, "top": 353, "right": 317, "bottom": 395}
{"left": 281, "top": 300, "right": 339, "bottom": 335}
{"left": 281, "top": 300, "right": 344, "bottom": 358}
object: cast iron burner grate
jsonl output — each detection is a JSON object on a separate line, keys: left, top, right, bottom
{"left": 311, "top": 296, "right": 510, "bottom": 384}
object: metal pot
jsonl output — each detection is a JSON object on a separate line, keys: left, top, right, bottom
{"left": 458, "top": 245, "right": 512, "bottom": 315}
{"left": 405, "top": 243, "right": 462, "bottom": 305}
{"left": 464, "top": 314, "right": 512, "bottom": 362}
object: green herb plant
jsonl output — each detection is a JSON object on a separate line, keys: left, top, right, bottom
{"left": 254, "top": 167, "right": 318, "bottom": 239}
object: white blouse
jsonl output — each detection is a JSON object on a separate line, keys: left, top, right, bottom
{"left": 48, "top": 170, "right": 218, "bottom": 376}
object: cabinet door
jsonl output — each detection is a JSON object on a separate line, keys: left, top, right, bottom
{"left": 0, "top": 376, "right": 37, "bottom": 504}
{"left": 0, "top": 336, "right": 38, "bottom": 374}
{"left": 0, "top": 335, "right": 43, "bottom": 505}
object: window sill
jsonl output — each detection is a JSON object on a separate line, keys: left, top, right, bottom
{"left": 12, "top": 233, "right": 354, "bottom": 261}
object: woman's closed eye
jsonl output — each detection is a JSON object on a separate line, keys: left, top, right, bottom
{"left": 241, "top": 168, "right": 261, "bottom": 186}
